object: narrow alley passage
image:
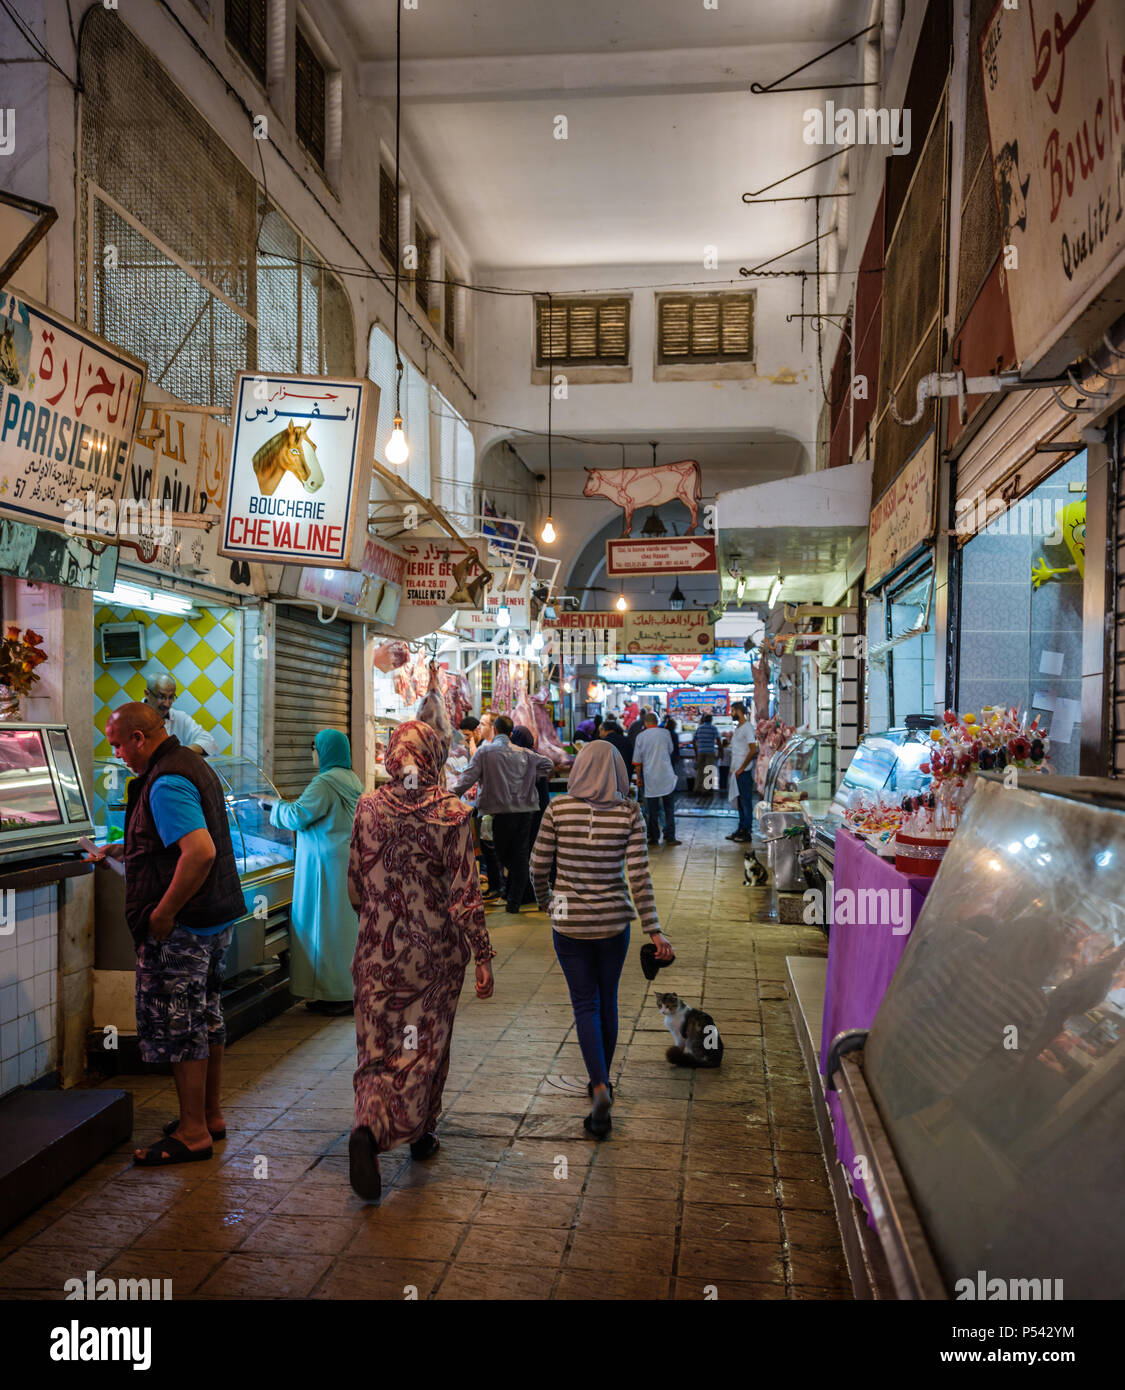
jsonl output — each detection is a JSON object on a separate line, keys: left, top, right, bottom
{"left": 0, "top": 822, "right": 845, "bottom": 1301}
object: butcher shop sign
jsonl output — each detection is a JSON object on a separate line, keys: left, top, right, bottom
{"left": 220, "top": 373, "right": 379, "bottom": 569}
{"left": 980, "top": 0, "right": 1125, "bottom": 369}
{"left": 0, "top": 289, "right": 145, "bottom": 533}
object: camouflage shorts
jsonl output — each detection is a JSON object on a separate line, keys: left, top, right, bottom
{"left": 135, "top": 925, "right": 234, "bottom": 1063}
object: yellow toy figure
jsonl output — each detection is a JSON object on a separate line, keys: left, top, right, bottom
{"left": 1031, "top": 497, "right": 1086, "bottom": 589}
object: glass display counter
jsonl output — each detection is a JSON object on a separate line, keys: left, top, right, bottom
{"left": 92, "top": 754, "right": 294, "bottom": 978}
{"left": 0, "top": 724, "right": 92, "bottom": 864}
{"left": 762, "top": 732, "right": 837, "bottom": 823}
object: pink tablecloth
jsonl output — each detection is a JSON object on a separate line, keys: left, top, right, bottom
{"left": 819, "top": 828, "right": 933, "bottom": 1220}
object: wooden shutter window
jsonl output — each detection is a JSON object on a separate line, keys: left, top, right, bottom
{"left": 415, "top": 221, "right": 432, "bottom": 310}
{"left": 226, "top": 0, "right": 268, "bottom": 85}
{"left": 535, "top": 298, "right": 629, "bottom": 366}
{"left": 295, "top": 27, "right": 327, "bottom": 169}
{"left": 444, "top": 266, "right": 457, "bottom": 349}
{"left": 379, "top": 166, "right": 398, "bottom": 265}
{"left": 658, "top": 293, "right": 753, "bottom": 363}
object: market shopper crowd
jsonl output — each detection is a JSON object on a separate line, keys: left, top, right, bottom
{"left": 95, "top": 694, "right": 694, "bottom": 1195}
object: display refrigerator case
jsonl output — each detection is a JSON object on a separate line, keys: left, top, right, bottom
{"left": 92, "top": 754, "right": 295, "bottom": 979}
{"left": 812, "top": 727, "right": 931, "bottom": 869}
{"left": 840, "top": 775, "right": 1125, "bottom": 1299}
{"left": 761, "top": 732, "right": 838, "bottom": 824}
{"left": 0, "top": 723, "right": 92, "bottom": 865}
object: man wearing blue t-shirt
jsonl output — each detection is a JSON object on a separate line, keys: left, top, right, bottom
{"left": 99, "top": 703, "right": 246, "bottom": 1168}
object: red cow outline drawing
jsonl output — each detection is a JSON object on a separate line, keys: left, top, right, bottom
{"left": 582, "top": 460, "right": 702, "bottom": 536}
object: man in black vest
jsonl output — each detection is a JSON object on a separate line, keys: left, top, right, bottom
{"left": 100, "top": 703, "right": 246, "bottom": 1167}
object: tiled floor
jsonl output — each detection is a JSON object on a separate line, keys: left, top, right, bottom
{"left": 0, "top": 818, "right": 850, "bottom": 1300}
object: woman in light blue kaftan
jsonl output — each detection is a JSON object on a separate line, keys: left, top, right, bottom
{"left": 266, "top": 729, "right": 363, "bottom": 1014}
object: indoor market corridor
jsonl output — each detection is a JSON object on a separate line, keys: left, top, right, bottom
{"left": 0, "top": 821, "right": 847, "bottom": 1301}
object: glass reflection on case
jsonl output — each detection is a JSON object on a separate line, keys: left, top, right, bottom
{"left": 0, "top": 728, "right": 62, "bottom": 829}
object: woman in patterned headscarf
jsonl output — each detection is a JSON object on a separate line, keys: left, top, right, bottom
{"left": 346, "top": 719, "right": 495, "bottom": 1201}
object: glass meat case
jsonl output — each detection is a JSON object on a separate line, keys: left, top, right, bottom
{"left": 0, "top": 723, "right": 92, "bottom": 863}
{"left": 814, "top": 727, "right": 932, "bottom": 867}
{"left": 92, "top": 754, "right": 294, "bottom": 978}
{"left": 762, "top": 732, "right": 838, "bottom": 824}
{"left": 865, "top": 775, "right": 1125, "bottom": 1299}
{"left": 93, "top": 754, "right": 293, "bottom": 879}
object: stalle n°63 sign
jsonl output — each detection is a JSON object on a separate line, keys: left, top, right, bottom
{"left": 219, "top": 373, "right": 379, "bottom": 569}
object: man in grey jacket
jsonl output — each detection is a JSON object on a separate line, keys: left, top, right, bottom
{"left": 454, "top": 714, "right": 553, "bottom": 915}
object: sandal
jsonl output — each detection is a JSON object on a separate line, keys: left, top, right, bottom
{"left": 134, "top": 1136, "right": 213, "bottom": 1167}
{"left": 410, "top": 1134, "right": 440, "bottom": 1161}
{"left": 163, "top": 1118, "right": 226, "bottom": 1142}
{"left": 349, "top": 1125, "right": 382, "bottom": 1201}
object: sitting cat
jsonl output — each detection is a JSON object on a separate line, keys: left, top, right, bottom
{"left": 743, "top": 850, "right": 768, "bottom": 887}
{"left": 656, "top": 992, "right": 724, "bottom": 1069}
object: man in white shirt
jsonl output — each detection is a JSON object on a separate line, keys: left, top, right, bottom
{"left": 144, "top": 673, "right": 219, "bottom": 757}
{"left": 632, "top": 711, "right": 681, "bottom": 847}
{"left": 726, "top": 701, "right": 759, "bottom": 843}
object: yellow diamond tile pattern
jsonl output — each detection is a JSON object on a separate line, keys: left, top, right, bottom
{"left": 94, "top": 604, "right": 238, "bottom": 758}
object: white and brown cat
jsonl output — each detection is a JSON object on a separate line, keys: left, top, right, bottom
{"left": 656, "top": 992, "right": 724, "bottom": 1068}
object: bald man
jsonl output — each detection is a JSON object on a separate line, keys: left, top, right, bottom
{"left": 99, "top": 702, "right": 246, "bottom": 1168}
{"left": 144, "top": 673, "right": 218, "bottom": 757}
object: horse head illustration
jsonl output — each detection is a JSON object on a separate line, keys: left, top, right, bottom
{"left": 252, "top": 421, "right": 325, "bottom": 497}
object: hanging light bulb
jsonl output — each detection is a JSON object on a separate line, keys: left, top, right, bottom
{"left": 530, "top": 631, "right": 544, "bottom": 651}
{"left": 385, "top": 412, "right": 409, "bottom": 466}
{"left": 507, "top": 632, "right": 520, "bottom": 657}
{"left": 615, "top": 593, "right": 628, "bottom": 612}
{"left": 735, "top": 576, "right": 746, "bottom": 603}
{"left": 495, "top": 604, "right": 511, "bottom": 628}
{"left": 540, "top": 516, "right": 557, "bottom": 544}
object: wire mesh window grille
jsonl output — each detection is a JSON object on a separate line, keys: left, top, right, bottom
{"left": 379, "top": 166, "right": 398, "bottom": 266}
{"left": 78, "top": 8, "right": 353, "bottom": 410}
{"left": 657, "top": 293, "right": 753, "bottom": 363}
{"left": 226, "top": 0, "right": 268, "bottom": 86}
{"left": 534, "top": 297, "right": 629, "bottom": 367}
{"left": 295, "top": 25, "right": 327, "bottom": 169}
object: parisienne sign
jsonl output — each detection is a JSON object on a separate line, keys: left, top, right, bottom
{"left": 220, "top": 373, "right": 378, "bottom": 569}
{"left": 0, "top": 289, "right": 145, "bottom": 532}
{"left": 980, "top": 0, "right": 1125, "bottom": 367}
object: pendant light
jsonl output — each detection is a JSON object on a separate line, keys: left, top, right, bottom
{"left": 540, "top": 290, "right": 557, "bottom": 544}
{"left": 383, "top": 0, "right": 408, "bottom": 468}
{"left": 669, "top": 580, "right": 685, "bottom": 611}
{"left": 615, "top": 592, "right": 628, "bottom": 612}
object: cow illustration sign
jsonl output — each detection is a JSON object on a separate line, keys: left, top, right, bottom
{"left": 583, "top": 461, "right": 703, "bottom": 536}
{"left": 220, "top": 373, "right": 379, "bottom": 569}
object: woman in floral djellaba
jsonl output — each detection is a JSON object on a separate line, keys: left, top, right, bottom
{"left": 346, "top": 719, "right": 495, "bottom": 1200}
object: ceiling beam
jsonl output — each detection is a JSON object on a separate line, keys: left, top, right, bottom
{"left": 359, "top": 43, "right": 858, "bottom": 105}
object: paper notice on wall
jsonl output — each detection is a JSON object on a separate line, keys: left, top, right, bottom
{"left": 1038, "top": 650, "right": 1064, "bottom": 676}
{"left": 1033, "top": 690, "right": 1082, "bottom": 745}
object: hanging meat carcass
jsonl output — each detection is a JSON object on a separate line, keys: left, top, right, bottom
{"left": 531, "top": 686, "right": 571, "bottom": 769}
{"left": 493, "top": 660, "right": 512, "bottom": 715}
{"left": 512, "top": 690, "right": 536, "bottom": 741}
{"left": 416, "top": 661, "right": 452, "bottom": 758}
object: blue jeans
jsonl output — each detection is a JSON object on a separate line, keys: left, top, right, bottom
{"left": 736, "top": 769, "right": 756, "bottom": 835}
{"left": 644, "top": 793, "right": 677, "bottom": 842}
{"left": 552, "top": 926, "right": 630, "bottom": 1088}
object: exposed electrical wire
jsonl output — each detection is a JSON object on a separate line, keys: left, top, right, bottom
{"left": 0, "top": 0, "right": 81, "bottom": 89}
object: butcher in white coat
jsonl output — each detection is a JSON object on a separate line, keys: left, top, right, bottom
{"left": 143, "top": 673, "right": 219, "bottom": 757}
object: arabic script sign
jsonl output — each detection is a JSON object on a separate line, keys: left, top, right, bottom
{"left": 867, "top": 433, "right": 936, "bottom": 587}
{"left": 219, "top": 373, "right": 378, "bottom": 569}
{"left": 980, "top": 0, "right": 1125, "bottom": 366}
{"left": 606, "top": 535, "right": 717, "bottom": 577}
{"left": 623, "top": 609, "right": 714, "bottom": 653}
{"left": 0, "top": 290, "right": 145, "bottom": 533}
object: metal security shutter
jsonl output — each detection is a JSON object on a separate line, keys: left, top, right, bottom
{"left": 273, "top": 606, "right": 351, "bottom": 797}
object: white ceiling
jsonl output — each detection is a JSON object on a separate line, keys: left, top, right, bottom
{"left": 340, "top": 1, "right": 872, "bottom": 270}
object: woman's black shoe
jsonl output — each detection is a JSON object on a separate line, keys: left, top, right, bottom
{"left": 586, "top": 1081, "right": 614, "bottom": 1101}
{"left": 410, "top": 1133, "right": 440, "bottom": 1161}
{"left": 348, "top": 1126, "right": 381, "bottom": 1201}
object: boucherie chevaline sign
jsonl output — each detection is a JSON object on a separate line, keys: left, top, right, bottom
{"left": 219, "top": 373, "right": 379, "bottom": 569}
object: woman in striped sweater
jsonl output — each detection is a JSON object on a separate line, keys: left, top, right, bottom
{"left": 530, "top": 740, "right": 674, "bottom": 1137}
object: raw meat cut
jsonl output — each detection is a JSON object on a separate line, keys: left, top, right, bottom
{"left": 512, "top": 691, "right": 536, "bottom": 740}
{"left": 493, "top": 661, "right": 512, "bottom": 714}
{"left": 416, "top": 661, "right": 452, "bottom": 758}
{"left": 531, "top": 686, "right": 571, "bottom": 769}
{"left": 373, "top": 640, "right": 409, "bottom": 673}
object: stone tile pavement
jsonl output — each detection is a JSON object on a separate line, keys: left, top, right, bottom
{"left": 0, "top": 818, "right": 850, "bottom": 1300}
